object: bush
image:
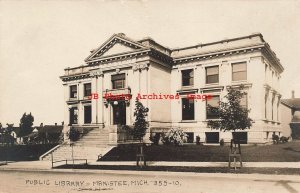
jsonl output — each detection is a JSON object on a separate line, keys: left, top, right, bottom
{"left": 272, "top": 134, "right": 279, "bottom": 144}
{"left": 280, "top": 136, "right": 289, "bottom": 143}
{"left": 196, "top": 135, "right": 200, "bottom": 145}
{"left": 220, "top": 138, "right": 224, "bottom": 146}
{"left": 67, "top": 127, "right": 81, "bottom": 142}
{"left": 150, "top": 133, "right": 161, "bottom": 145}
{"left": 162, "top": 128, "right": 188, "bottom": 146}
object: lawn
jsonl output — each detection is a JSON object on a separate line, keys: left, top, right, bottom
{"left": 99, "top": 140, "right": 300, "bottom": 162}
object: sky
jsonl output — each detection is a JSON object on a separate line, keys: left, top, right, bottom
{"left": 0, "top": 0, "right": 299, "bottom": 126}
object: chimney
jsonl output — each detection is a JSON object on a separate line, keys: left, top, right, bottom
{"left": 292, "top": 90, "right": 295, "bottom": 99}
{"left": 55, "top": 123, "right": 57, "bottom": 126}
{"left": 40, "top": 123, "right": 43, "bottom": 127}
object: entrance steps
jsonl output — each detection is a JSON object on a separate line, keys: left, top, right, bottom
{"left": 40, "top": 128, "right": 114, "bottom": 162}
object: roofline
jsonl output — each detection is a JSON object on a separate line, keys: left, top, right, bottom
{"left": 138, "top": 37, "right": 172, "bottom": 53}
{"left": 173, "top": 44, "right": 264, "bottom": 61}
{"left": 281, "top": 99, "right": 300, "bottom": 109}
{"left": 84, "top": 33, "right": 147, "bottom": 62}
{"left": 171, "top": 33, "right": 263, "bottom": 51}
{"left": 281, "top": 100, "right": 293, "bottom": 109}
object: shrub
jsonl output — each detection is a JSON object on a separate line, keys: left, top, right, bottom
{"left": 67, "top": 127, "right": 81, "bottom": 142}
{"left": 272, "top": 134, "right": 279, "bottom": 144}
{"left": 220, "top": 138, "right": 224, "bottom": 146}
{"left": 280, "top": 136, "right": 289, "bottom": 143}
{"left": 150, "top": 133, "right": 160, "bottom": 145}
{"left": 196, "top": 135, "right": 200, "bottom": 145}
{"left": 162, "top": 128, "right": 188, "bottom": 146}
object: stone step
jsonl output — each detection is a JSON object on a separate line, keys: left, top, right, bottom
{"left": 80, "top": 137, "right": 109, "bottom": 141}
{"left": 75, "top": 140, "right": 109, "bottom": 143}
{"left": 40, "top": 127, "right": 113, "bottom": 161}
{"left": 86, "top": 131, "right": 109, "bottom": 134}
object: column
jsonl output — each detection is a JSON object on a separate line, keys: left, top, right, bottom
{"left": 63, "top": 83, "right": 70, "bottom": 142}
{"left": 91, "top": 76, "right": 97, "bottom": 124}
{"left": 77, "top": 82, "right": 84, "bottom": 125}
{"left": 97, "top": 72, "right": 104, "bottom": 126}
{"left": 90, "top": 69, "right": 104, "bottom": 126}
{"left": 277, "top": 94, "right": 281, "bottom": 122}
{"left": 273, "top": 92, "right": 278, "bottom": 122}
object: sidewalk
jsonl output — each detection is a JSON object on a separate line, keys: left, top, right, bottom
{"left": 0, "top": 160, "right": 299, "bottom": 171}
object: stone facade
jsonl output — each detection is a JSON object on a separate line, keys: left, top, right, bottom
{"left": 60, "top": 33, "right": 286, "bottom": 144}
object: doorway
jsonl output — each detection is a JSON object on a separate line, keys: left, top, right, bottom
{"left": 112, "top": 101, "right": 126, "bottom": 125}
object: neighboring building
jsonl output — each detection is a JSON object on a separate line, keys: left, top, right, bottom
{"left": 60, "top": 33, "right": 284, "bottom": 145}
{"left": 10, "top": 127, "right": 22, "bottom": 144}
{"left": 281, "top": 91, "right": 300, "bottom": 139}
{"left": 33, "top": 123, "right": 63, "bottom": 144}
{"left": 4, "top": 124, "right": 22, "bottom": 144}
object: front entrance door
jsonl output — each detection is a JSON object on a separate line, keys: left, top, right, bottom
{"left": 112, "top": 101, "right": 126, "bottom": 125}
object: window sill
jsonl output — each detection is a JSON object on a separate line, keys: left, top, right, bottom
{"left": 230, "top": 81, "right": 252, "bottom": 86}
{"left": 262, "top": 119, "right": 280, "bottom": 124}
{"left": 82, "top": 97, "right": 91, "bottom": 101}
{"left": 232, "top": 80, "right": 247, "bottom": 83}
{"left": 204, "top": 119, "right": 220, "bottom": 122}
{"left": 180, "top": 120, "right": 197, "bottom": 123}
{"left": 205, "top": 83, "right": 219, "bottom": 87}
{"left": 181, "top": 85, "right": 194, "bottom": 89}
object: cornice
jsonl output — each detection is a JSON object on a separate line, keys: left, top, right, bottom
{"left": 60, "top": 72, "right": 90, "bottom": 82}
{"left": 87, "top": 49, "right": 151, "bottom": 65}
{"left": 173, "top": 44, "right": 264, "bottom": 65}
{"left": 261, "top": 46, "right": 284, "bottom": 73}
{"left": 149, "top": 48, "right": 173, "bottom": 65}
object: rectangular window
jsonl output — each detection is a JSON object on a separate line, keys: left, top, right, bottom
{"left": 69, "top": 107, "right": 78, "bottom": 125}
{"left": 112, "top": 73, "right": 125, "bottom": 89}
{"left": 182, "top": 98, "right": 195, "bottom": 120}
{"left": 182, "top": 69, "right": 194, "bottom": 87}
{"left": 70, "top": 85, "right": 77, "bottom": 98}
{"left": 206, "top": 66, "right": 219, "bottom": 84}
{"left": 84, "top": 106, "right": 92, "bottom": 124}
{"left": 232, "top": 132, "right": 248, "bottom": 144}
{"left": 206, "top": 95, "right": 220, "bottom": 119}
{"left": 205, "top": 132, "right": 219, "bottom": 143}
{"left": 84, "top": 83, "right": 91, "bottom": 97}
{"left": 232, "top": 62, "right": 247, "bottom": 81}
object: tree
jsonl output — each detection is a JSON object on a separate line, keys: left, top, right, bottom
{"left": 0, "top": 124, "right": 14, "bottom": 145}
{"left": 19, "top": 112, "right": 34, "bottom": 137}
{"left": 132, "top": 99, "right": 149, "bottom": 142}
{"left": 207, "top": 85, "right": 252, "bottom": 132}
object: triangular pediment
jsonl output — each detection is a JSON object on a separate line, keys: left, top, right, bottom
{"left": 85, "top": 33, "right": 147, "bottom": 62}
{"left": 101, "top": 43, "right": 136, "bottom": 57}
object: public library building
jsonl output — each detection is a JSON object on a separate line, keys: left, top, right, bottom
{"left": 60, "top": 33, "right": 290, "bottom": 145}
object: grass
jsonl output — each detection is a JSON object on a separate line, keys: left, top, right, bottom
{"left": 99, "top": 140, "right": 300, "bottom": 162}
